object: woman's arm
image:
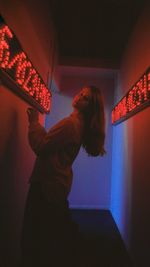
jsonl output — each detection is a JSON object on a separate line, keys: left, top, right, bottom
{"left": 27, "top": 108, "right": 73, "bottom": 156}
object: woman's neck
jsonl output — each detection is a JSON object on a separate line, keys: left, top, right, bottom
{"left": 71, "top": 109, "right": 84, "bottom": 122}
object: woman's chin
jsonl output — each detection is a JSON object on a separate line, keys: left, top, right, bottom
{"left": 72, "top": 101, "right": 78, "bottom": 108}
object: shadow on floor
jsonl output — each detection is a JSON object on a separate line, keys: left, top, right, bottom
{"left": 70, "top": 209, "right": 133, "bottom": 267}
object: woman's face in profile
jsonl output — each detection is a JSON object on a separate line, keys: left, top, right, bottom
{"left": 72, "top": 87, "right": 92, "bottom": 112}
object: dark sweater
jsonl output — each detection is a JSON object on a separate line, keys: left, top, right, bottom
{"left": 28, "top": 113, "right": 83, "bottom": 203}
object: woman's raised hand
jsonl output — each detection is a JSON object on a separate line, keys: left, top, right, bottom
{"left": 27, "top": 107, "right": 39, "bottom": 124}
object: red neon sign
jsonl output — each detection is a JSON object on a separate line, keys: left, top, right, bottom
{"left": 0, "top": 16, "right": 51, "bottom": 113}
{"left": 112, "top": 67, "right": 150, "bottom": 125}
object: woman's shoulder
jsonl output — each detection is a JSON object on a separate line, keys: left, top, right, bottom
{"left": 48, "top": 114, "right": 83, "bottom": 142}
{"left": 55, "top": 116, "right": 74, "bottom": 128}
{"left": 47, "top": 116, "right": 75, "bottom": 134}
{"left": 68, "top": 114, "right": 84, "bottom": 141}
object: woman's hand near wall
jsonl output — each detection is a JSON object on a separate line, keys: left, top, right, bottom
{"left": 27, "top": 107, "right": 39, "bottom": 124}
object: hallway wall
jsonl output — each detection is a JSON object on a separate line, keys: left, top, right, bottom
{"left": 0, "top": 1, "right": 57, "bottom": 266}
{"left": 111, "top": 3, "right": 150, "bottom": 266}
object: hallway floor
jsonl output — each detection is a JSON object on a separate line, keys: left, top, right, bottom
{"left": 71, "top": 209, "right": 133, "bottom": 267}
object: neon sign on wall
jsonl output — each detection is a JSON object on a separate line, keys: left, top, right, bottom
{"left": 0, "top": 15, "right": 51, "bottom": 113}
{"left": 112, "top": 67, "right": 150, "bottom": 125}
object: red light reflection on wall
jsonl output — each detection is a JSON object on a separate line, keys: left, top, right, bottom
{"left": 0, "top": 17, "right": 51, "bottom": 113}
{"left": 112, "top": 67, "right": 150, "bottom": 125}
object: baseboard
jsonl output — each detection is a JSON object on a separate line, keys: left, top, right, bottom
{"left": 69, "top": 204, "right": 109, "bottom": 210}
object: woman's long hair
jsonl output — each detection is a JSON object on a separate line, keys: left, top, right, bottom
{"left": 82, "top": 86, "right": 106, "bottom": 157}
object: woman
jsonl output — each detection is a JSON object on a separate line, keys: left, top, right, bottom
{"left": 21, "top": 85, "right": 106, "bottom": 267}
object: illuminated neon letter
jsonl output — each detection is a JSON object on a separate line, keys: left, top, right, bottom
{"left": 0, "top": 25, "right": 13, "bottom": 68}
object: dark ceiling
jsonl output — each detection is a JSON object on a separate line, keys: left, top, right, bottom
{"left": 50, "top": 0, "right": 147, "bottom": 68}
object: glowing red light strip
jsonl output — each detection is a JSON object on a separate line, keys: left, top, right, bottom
{"left": 112, "top": 67, "right": 150, "bottom": 125}
{"left": 0, "top": 17, "right": 51, "bottom": 113}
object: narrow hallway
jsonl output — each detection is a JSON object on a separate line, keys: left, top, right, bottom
{"left": 0, "top": 1, "right": 150, "bottom": 267}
